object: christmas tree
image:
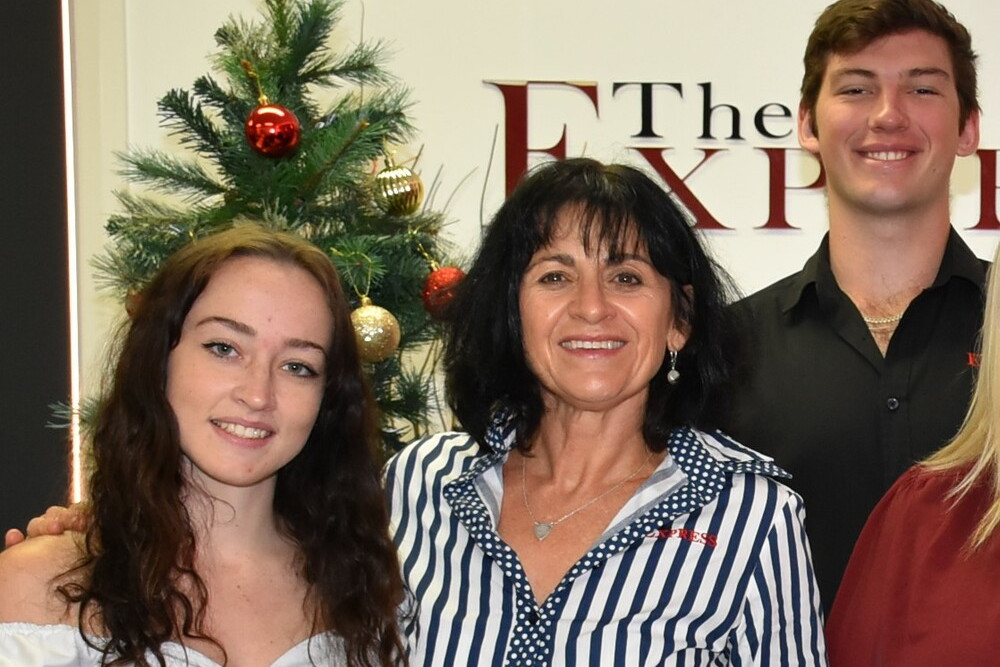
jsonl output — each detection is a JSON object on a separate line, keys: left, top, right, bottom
{"left": 93, "top": 0, "right": 460, "bottom": 453}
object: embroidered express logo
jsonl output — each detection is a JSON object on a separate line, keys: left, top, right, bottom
{"left": 647, "top": 528, "right": 717, "bottom": 548}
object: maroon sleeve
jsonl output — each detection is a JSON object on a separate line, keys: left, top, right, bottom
{"left": 826, "top": 464, "right": 1000, "bottom": 666}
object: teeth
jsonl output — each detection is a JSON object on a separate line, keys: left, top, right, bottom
{"left": 561, "top": 340, "right": 624, "bottom": 350}
{"left": 866, "top": 150, "right": 908, "bottom": 161}
{"left": 213, "top": 421, "right": 270, "bottom": 439}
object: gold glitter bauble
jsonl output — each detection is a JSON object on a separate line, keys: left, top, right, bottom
{"left": 372, "top": 156, "right": 424, "bottom": 215}
{"left": 351, "top": 296, "right": 401, "bottom": 362}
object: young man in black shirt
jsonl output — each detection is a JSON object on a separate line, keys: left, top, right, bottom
{"left": 726, "top": 0, "right": 986, "bottom": 612}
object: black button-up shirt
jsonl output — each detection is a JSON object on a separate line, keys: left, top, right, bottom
{"left": 724, "top": 229, "right": 987, "bottom": 611}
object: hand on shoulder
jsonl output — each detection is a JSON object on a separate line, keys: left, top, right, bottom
{"left": 0, "top": 532, "right": 85, "bottom": 624}
{"left": 4, "top": 528, "right": 25, "bottom": 549}
{"left": 3, "top": 503, "right": 90, "bottom": 551}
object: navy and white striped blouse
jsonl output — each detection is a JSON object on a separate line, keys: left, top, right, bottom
{"left": 386, "top": 415, "right": 828, "bottom": 666}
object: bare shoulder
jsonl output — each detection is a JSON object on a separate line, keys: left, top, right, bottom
{"left": 0, "top": 533, "right": 85, "bottom": 624}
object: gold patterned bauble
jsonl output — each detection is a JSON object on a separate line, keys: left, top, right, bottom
{"left": 351, "top": 296, "right": 401, "bottom": 362}
{"left": 372, "top": 156, "right": 424, "bottom": 215}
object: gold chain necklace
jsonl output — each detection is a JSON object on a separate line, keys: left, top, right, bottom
{"left": 520, "top": 450, "right": 654, "bottom": 541}
{"left": 862, "top": 312, "right": 904, "bottom": 326}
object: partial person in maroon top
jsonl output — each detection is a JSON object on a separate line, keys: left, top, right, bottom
{"left": 826, "top": 243, "right": 1000, "bottom": 665}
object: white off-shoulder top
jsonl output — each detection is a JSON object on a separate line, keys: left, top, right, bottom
{"left": 0, "top": 623, "right": 345, "bottom": 667}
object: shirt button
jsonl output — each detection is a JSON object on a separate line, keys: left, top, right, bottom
{"left": 527, "top": 610, "right": 540, "bottom": 624}
{"left": 886, "top": 397, "right": 900, "bottom": 411}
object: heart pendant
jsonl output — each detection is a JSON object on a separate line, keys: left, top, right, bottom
{"left": 533, "top": 522, "right": 553, "bottom": 541}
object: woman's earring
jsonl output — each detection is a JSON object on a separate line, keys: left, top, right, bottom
{"left": 667, "top": 349, "right": 680, "bottom": 385}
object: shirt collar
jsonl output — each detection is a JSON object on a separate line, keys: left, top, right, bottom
{"left": 934, "top": 227, "right": 987, "bottom": 289}
{"left": 667, "top": 428, "right": 790, "bottom": 509}
{"left": 778, "top": 228, "right": 986, "bottom": 315}
{"left": 446, "top": 408, "right": 790, "bottom": 516}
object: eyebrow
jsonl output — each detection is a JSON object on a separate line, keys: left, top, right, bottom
{"left": 528, "top": 252, "right": 574, "bottom": 268}
{"left": 609, "top": 252, "right": 651, "bottom": 264}
{"left": 524, "top": 252, "right": 656, "bottom": 279}
{"left": 830, "top": 66, "right": 952, "bottom": 81}
{"left": 905, "top": 66, "right": 952, "bottom": 81}
{"left": 196, "top": 316, "right": 328, "bottom": 357}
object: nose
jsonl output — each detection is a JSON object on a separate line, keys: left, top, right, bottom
{"left": 870, "top": 88, "right": 908, "bottom": 132}
{"left": 234, "top": 361, "right": 276, "bottom": 411}
{"left": 568, "top": 277, "right": 614, "bottom": 322}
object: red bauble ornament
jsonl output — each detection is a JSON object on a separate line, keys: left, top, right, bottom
{"left": 245, "top": 104, "right": 301, "bottom": 158}
{"left": 421, "top": 266, "right": 465, "bottom": 319}
{"left": 125, "top": 290, "right": 143, "bottom": 319}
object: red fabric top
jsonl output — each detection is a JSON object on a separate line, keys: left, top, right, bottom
{"left": 825, "top": 464, "right": 1000, "bottom": 666}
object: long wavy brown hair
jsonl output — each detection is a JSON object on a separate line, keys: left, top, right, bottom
{"left": 60, "top": 225, "right": 405, "bottom": 666}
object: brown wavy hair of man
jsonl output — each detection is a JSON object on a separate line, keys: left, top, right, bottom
{"left": 800, "top": 0, "right": 979, "bottom": 135}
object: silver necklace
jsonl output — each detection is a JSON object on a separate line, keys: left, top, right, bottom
{"left": 520, "top": 450, "right": 655, "bottom": 541}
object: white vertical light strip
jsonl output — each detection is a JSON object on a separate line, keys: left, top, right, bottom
{"left": 61, "top": 0, "right": 83, "bottom": 503}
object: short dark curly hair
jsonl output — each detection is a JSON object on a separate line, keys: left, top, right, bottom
{"left": 444, "top": 158, "right": 741, "bottom": 452}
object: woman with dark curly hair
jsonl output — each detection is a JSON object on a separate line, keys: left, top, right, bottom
{"left": 0, "top": 225, "right": 404, "bottom": 667}
{"left": 387, "top": 157, "right": 827, "bottom": 665}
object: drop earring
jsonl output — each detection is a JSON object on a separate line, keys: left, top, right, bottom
{"left": 667, "top": 349, "right": 680, "bottom": 385}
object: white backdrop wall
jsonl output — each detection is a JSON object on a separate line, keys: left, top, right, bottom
{"left": 70, "top": 0, "right": 1000, "bottom": 390}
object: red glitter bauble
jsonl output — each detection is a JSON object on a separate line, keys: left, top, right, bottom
{"left": 421, "top": 266, "right": 465, "bottom": 320}
{"left": 125, "top": 290, "right": 143, "bottom": 319}
{"left": 245, "top": 104, "right": 301, "bottom": 158}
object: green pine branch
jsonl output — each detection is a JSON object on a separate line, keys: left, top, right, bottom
{"left": 158, "top": 88, "right": 229, "bottom": 157}
{"left": 92, "top": 0, "right": 456, "bottom": 452}
{"left": 117, "top": 148, "right": 229, "bottom": 201}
